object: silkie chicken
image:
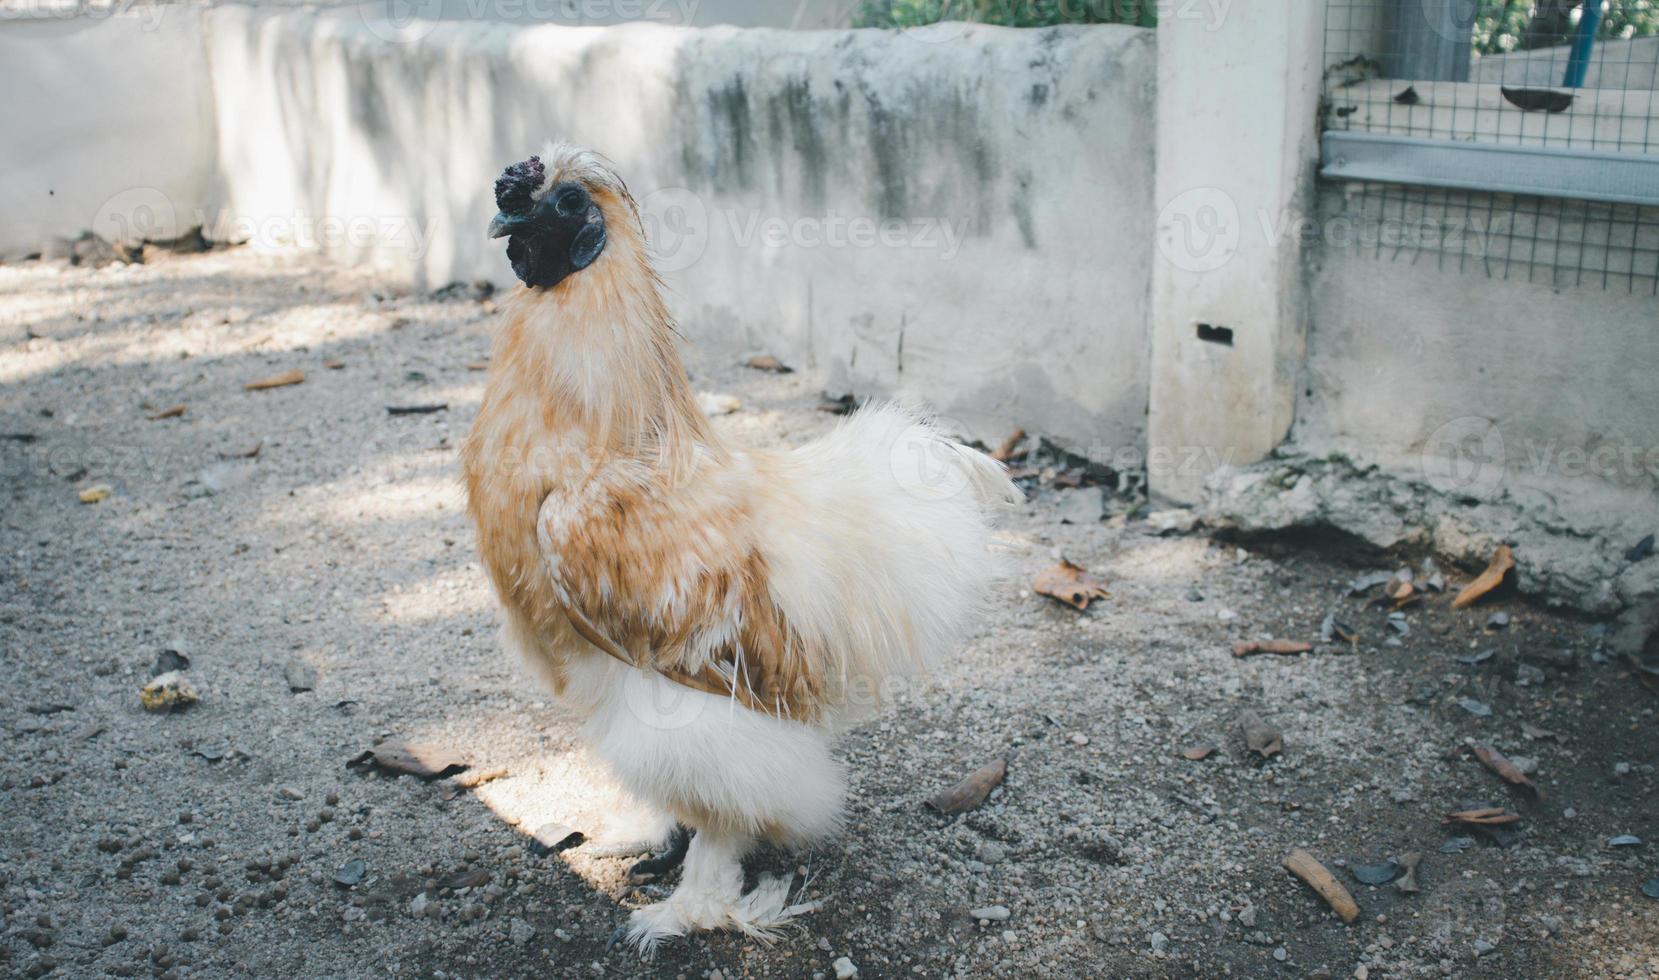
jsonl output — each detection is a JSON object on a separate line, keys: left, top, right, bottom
{"left": 463, "top": 143, "right": 1018, "bottom": 953}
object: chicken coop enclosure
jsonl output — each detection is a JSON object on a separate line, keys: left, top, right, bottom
{"left": 1321, "top": 0, "right": 1659, "bottom": 292}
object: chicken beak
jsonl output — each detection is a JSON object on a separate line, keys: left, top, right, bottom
{"left": 488, "top": 212, "right": 532, "bottom": 239}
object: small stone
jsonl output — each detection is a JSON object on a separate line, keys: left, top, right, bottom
{"left": 1237, "top": 904, "right": 1257, "bottom": 928}
{"left": 970, "top": 905, "right": 1011, "bottom": 922}
{"left": 1515, "top": 664, "right": 1546, "bottom": 686}
{"left": 1149, "top": 931, "right": 1169, "bottom": 953}
{"left": 975, "top": 842, "right": 1008, "bottom": 865}
{"left": 1473, "top": 938, "right": 1496, "bottom": 956}
{"left": 139, "top": 671, "right": 199, "bottom": 712}
{"left": 1070, "top": 733, "right": 1089, "bottom": 746}
{"left": 410, "top": 892, "right": 429, "bottom": 916}
{"left": 509, "top": 917, "right": 535, "bottom": 946}
{"left": 1486, "top": 612, "right": 1511, "bottom": 630}
{"left": 1274, "top": 947, "right": 1288, "bottom": 962}
{"left": 1217, "top": 609, "right": 1238, "bottom": 622}
{"left": 832, "top": 955, "right": 858, "bottom": 979}
{"left": 332, "top": 859, "right": 365, "bottom": 888}
{"left": 1457, "top": 698, "right": 1492, "bottom": 717}
{"left": 277, "top": 787, "right": 303, "bottom": 801}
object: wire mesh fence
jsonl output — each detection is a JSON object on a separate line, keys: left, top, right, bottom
{"left": 1325, "top": 181, "right": 1659, "bottom": 293}
{"left": 1322, "top": 1, "right": 1659, "bottom": 291}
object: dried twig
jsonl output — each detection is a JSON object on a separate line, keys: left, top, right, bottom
{"left": 1282, "top": 848, "right": 1359, "bottom": 923}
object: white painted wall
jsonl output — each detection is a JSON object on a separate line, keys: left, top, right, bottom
{"left": 0, "top": 11, "right": 217, "bottom": 258}
{"left": 202, "top": 11, "right": 1158, "bottom": 449}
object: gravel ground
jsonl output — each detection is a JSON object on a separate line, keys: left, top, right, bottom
{"left": 2, "top": 248, "right": 1657, "bottom": 980}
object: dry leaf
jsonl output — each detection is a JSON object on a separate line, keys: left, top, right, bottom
{"left": 926, "top": 757, "right": 1008, "bottom": 815}
{"left": 1394, "top": 851, "right": 1423, "bottom": 894}
{"left": 529, "top": 822, "right": 585, "bottom": 856}
{"left": 744, "top": 354, "right": 792, "bottom": 373}
{"left": 1232, "top": 639, "right": 1314, "bottom": 658}
{"left": 1627, "top": 655, "right": 1659, "bottom": 696}
{"left": 1467, "top": 743, "right": 1544, "bottom": 799}
{"left": 1243, "top": 713, "right": 1282, "bottom": 758}
{"left": 1282, "top": 848, "right": 1360, "bottom": 923}
{"left": 1181, "top": 743, "right": 1217, "bottom": 761}
{"left": 245, "top": 369, "right": 306, "bottom": 391}
{"left": 438, "top": 868, "right": 490, "bottom": 890}
{"left": 991, "top": 428, "right": 1027, "bottom": 463}
{"left": 148, "top": 404, "right": 186, "bottom": 421}
{"left": 1387, "top": 579, "right": 1418, "bottom": 608}
{"left": 446, "top": 766, "right": 507, "bottom": 791}
{"left": 1033, "top": 560, "right": 1109, "bottom": 611}
{"left": 78, "top": 486, "right": 111, "bottom": 504}
{"left": 1519, "top": 722, "right": 1558, "bottom": 741}
{"left": 347, "top": 739, "right": 469, "bottom": 781}
{"left": 1452, "top": 545, "right": 1515, "bottom": 609}
{"left": 1443, "top": 807, "right": 1522, "bottom": 826}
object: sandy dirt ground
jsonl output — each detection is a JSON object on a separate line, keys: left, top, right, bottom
{"left": 1, "top": 248, "right": 1656, "bottom": 979}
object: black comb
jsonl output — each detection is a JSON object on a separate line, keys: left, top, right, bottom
{"left": 494, "top": 156, "right": 546, "bottom": 213}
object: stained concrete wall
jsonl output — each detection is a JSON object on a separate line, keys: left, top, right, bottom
{"left": 203, "top": 10, "right": 1158, "bottom": 448}
{"left": 1221, "top": 183, "right": 1659, "bottom": 612}
{"left": 1299, "top": 188, "right": 1659, "bottom": 530}
{"left": 0, "top": 12, "right": 218, "bottom": 258}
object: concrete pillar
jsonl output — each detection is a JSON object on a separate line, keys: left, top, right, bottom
{"left": 1146, "top": 1, "right": 1328, "bottom": 504}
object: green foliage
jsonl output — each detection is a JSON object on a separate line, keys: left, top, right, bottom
{"left": 853, "top": 0, "right": 1157, "bottom": 31}
{"left": 854, "top": 0, "right": 1658, "bottom": 52}
{"left": 1474, "top": 0, "right": 1659, "bottom": 55}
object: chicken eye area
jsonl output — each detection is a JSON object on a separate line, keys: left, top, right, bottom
{"left": 554, "top": 186, "right": 589, "bottom": 217}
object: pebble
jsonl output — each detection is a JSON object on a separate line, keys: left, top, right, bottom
{"left": 832, "top": 955, "right": 858, "bottom": 979}
{"left": 970, "top": 905, "right": 1011, "bottom": 922}
{"left": 410, "top": 893, "right": 429, "bottom": 916}
{"left": 1473, "top": 939, "right": 1496, "bottom": 956}
{"left": 508, "top": 918, "right": 535, "bottom": 946}
{"left": 975, "top": 842, "right": 1008, "bottom": 865}
{"left": 1273, "top": 947, "right": 1288, "bottom": 962}
{"left": 1150, "top": 931, "right": 1168, "bottom": 953}
{"left": 1070, "top": 733, "right": 1089, "bottom": 746}
{"left": 1238, "top": 905, "right": 1257, "bottom": 928}
{"left": 277, "top": 787, "right": 304, "bottom": 801}
{"left": 1217, "top": 609, "right": 1237, "bottom": 622}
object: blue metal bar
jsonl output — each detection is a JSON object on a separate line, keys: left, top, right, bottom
{"left": 1563, "top": 1, "right": 1602, "bottom": 88}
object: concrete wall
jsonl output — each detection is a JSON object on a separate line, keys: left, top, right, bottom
{"left": 0, "top": 11, "right": 218, "bottom": 257}
{"left": 1298, "top": 185, "right": 1659, "bottom": 540}
{"left": 203, "top": 10, "right": 1158, "bottom": 448}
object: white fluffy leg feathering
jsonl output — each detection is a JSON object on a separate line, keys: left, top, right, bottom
{"left": 624, "top": 830, "right": 819, "bottom": 954}
{"left": 578, "top": 664, "right": 843, "bottom": 954}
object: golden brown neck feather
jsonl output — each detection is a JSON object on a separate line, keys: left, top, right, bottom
{"left": 489, "top": 198, "right": 719, "bottom": 482}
